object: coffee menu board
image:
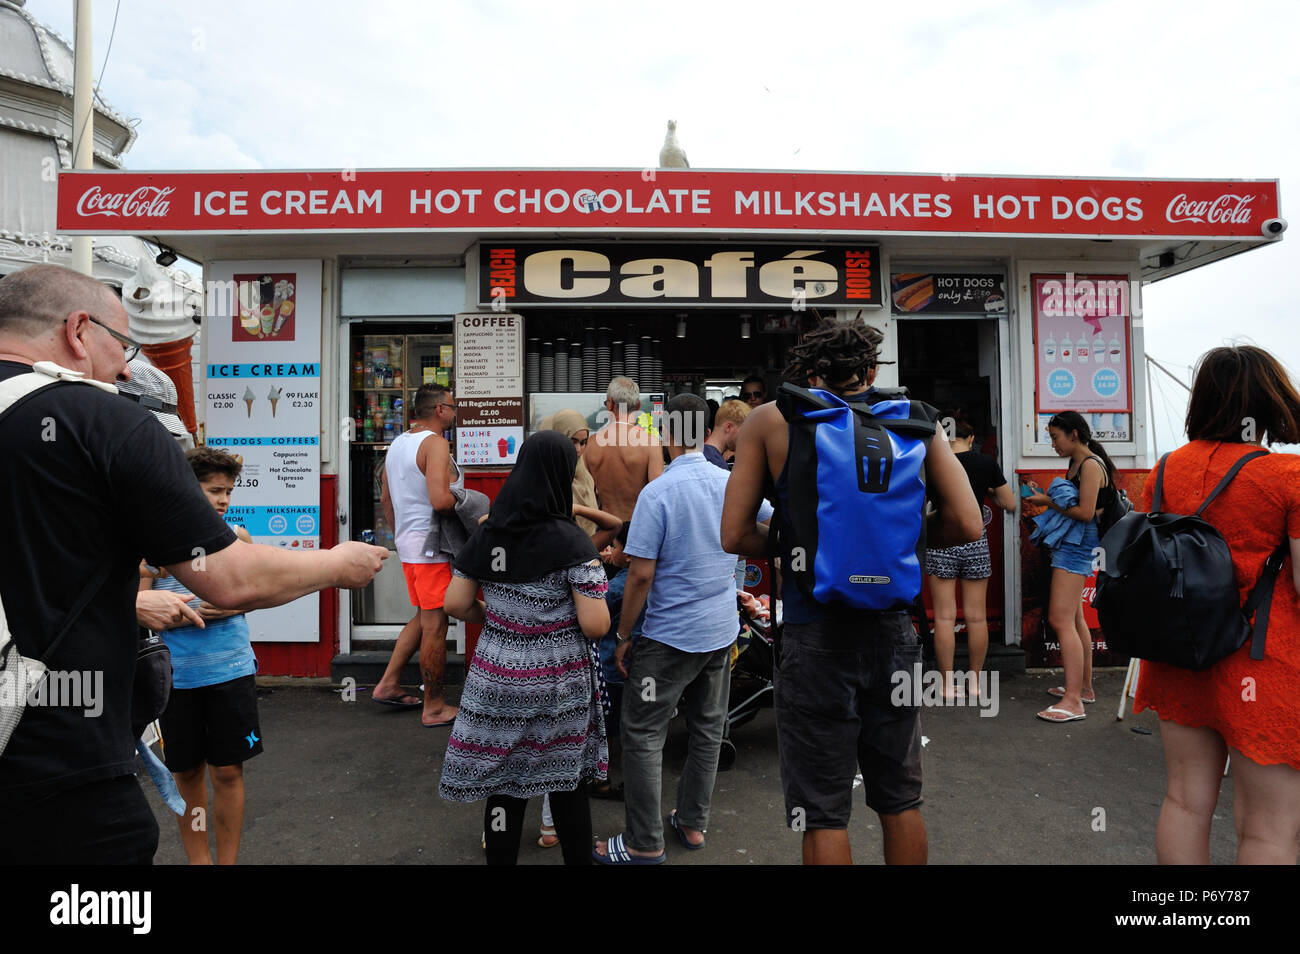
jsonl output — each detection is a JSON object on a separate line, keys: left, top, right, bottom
{"left": 1032, "top": 274, "right": 1133, "bottom": 441}
{"left": 891, "top": 272, "right": 1007, "bottom": 315}
{"left": 454, "top": 313, "right": 524, "bottom": 465}
{"left": 204, "top": 259, "right": 323, "bottom": 642}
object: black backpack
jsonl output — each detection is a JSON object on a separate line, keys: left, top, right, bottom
{"left": 1092, "top": 449, "right": 1288, "bottom": 670}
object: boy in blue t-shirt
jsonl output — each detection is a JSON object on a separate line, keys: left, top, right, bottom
{"left": 140, "top": 447, "right": 259, "bottom": 865}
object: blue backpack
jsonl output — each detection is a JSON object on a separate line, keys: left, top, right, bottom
{"left": 775, "top": 383, "right": 939, "bottom": 611}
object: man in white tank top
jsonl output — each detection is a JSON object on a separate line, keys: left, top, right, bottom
{"left": 372, "top": 385, "right": 459, "bottom": 726}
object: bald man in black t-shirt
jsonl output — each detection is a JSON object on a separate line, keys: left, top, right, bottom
{"left": 0, "top": 265, "right": 387, "bottom": 864}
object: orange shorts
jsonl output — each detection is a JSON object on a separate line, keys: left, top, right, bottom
{"left": 402, "top": 561, "right": 452, "bottom": 610}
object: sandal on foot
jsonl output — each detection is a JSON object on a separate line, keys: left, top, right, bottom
{"left": 592, "top": 832, "right": 665, "bottom": 865}
{"left": 668, "top": 810, "right": 705, "bottom": 851}
{"left": 1047, "top": 686, "right": 1095, "bottom": 703}
{"left": 1036, "top": 705, "right": 1086, "bottom": 723}
{"left": 538, "top": 825, "right": 559, "bottom": 849}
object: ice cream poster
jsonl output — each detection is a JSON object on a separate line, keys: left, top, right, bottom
{"left": 233, "top": 272, "right": 297, "bottom": 342}
{"left": 1032, "top": 274, "right": 1132, "bottom": 418}
{"left": 203, "top": 260, "right": 323, "bottom": 643}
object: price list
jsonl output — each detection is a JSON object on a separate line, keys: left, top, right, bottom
{"left": 454, "top": 313, "right": 524, "bottom": 465}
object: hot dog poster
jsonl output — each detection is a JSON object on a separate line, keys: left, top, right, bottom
{"left": 891, "top": 272, "right": 1007, "bottom": 315}
{"left": 1032, "top": 273, "right": 1132, "bottom": 418}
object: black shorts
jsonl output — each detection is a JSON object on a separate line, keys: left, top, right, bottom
{"left": 159, "top": 674, "right": 263, "bottom": 773}
{"left": 0, "top": 774, "right": 158, "bottom": 864}
{"left": 775, "top": 614, "right": 924, "bottom": 829}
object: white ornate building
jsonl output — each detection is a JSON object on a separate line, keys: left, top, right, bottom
{"left": 0, "top": 0, "right": 194, "bottom": 294}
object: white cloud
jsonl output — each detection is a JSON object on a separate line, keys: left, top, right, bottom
{"left": 26, "top": 0, "right": 1300, "bottom": 450}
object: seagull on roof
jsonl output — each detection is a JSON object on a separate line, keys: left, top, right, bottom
{"left": 659, "top": 120, "right": 689, "bottom": 168}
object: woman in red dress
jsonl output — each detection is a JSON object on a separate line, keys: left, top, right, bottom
{"left": 1134, "top": 346, "right": 1300, "bottom": 864}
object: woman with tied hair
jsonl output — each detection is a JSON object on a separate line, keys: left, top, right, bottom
{"left": 1023, "top": 410, "right": 1117, "bottom": 722}
{"left": 1134, "top": 345, "right": 1300, "bottom": 864}
{"left": 439, "top": 430, "right": 611, "bottom": 865}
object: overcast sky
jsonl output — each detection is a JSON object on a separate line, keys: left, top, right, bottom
{"left": 28, "top": 0, "right": 1300, "bottom": 454}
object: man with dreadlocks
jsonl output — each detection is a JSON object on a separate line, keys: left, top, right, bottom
{"left": 722, "top": 318, "right": 981, "bottom": 865}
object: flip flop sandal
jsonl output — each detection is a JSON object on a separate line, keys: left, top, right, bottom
{"left": 372, "top": 692, "right": 422, "bottom": 709}
{"left": 668, "top": 811, "right": 705, "bottom": 851}
{"left": 1047, "top": 686, "right": 1096, "bottom": 703}
{"left": 538, "top": 826, "right": 559, "bottom": 849}
{"left": 1036, "top": 705, "right": 1087, "bottom": 723}
{"left": 592, "top": 832, "right": 665, "bottom": 865}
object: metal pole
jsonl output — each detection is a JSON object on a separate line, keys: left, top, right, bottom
{"left": 1146, "top": 355, "right": 1158, "bottom": 459}
{"left": 71, "top": 0, "right": 94, "bottom": 276}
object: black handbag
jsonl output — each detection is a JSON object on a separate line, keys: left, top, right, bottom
{"left": 132, "top": 629, "right": 173, "bottom": 739}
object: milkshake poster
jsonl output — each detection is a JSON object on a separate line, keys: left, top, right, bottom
{"left": 1032, "top": 274, "right": 1132, "bottom": 423}
{"left": 232, "top": 272, "right": 297, "bottom": 342}
{"left": 204, "top": 260, "right": 323, "bottom": 643}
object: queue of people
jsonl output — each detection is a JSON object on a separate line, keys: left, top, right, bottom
{"left": 1, "top": 263, "right": 1296, "bottom": 867}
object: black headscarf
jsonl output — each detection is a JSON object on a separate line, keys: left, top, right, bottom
{"left": 453, "top": 430, "right": 598, "bottom": 583}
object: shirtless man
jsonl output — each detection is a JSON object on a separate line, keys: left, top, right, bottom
{"left": 582, "top": 376, "right": 663, "bottom": 522}
{"left": 721, "top": 319, "right": 981, "bottom": 866}
{"left": 373, "top": 384, "right": 459, "bottom": 727}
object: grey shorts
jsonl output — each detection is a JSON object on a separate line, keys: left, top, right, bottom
{"left": 774, "top": 613, "right": 924, "bottom": 829}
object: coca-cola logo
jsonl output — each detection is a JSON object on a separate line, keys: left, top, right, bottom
{"left": 75, "top": 185, "right": 175, "bottom": 218}
{"left": 1165, "top": 192, "right": 1255, "bottom": 225}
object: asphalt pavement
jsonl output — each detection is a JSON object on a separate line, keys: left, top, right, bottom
{"left": 140, "top": 668, "right": 1246, "bottom": 865}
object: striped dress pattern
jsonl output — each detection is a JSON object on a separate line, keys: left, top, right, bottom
{"left": 439, "top": 560, "right": 609, "bottom": 802}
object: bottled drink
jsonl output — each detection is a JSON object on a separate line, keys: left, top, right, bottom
{"left": 1044, "top": 333, "right": 1057, "bottom": 364}
{"left": 1109, "top": 334, "right": 1123, "bottom": 365}
{"left": 1061, "top": 336, "right": 1073, "bottom": 363}
{"left": 352, "top": 355, "right": 363, "bottom": 389}
{"left": 363, "top": 416, "right": 374, "bottom": 442}
{"left": 1076, "top": 334, "right": 1090, "bottom": 362}
{"left": 394, "top": 366, "right": 403, "bottom": 389}
{"left": 384, "top": 364, "right": 394, "bottom": 388}
{"left": 1092, "top": 332, "right": 1106, "bottom": 363}
{"left": 392, "top": 397, "right": 403, "bottom": 429}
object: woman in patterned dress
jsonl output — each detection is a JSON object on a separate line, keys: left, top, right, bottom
{"left": 1133, "top": 346, "right": 1300, "bottom": 864}
{"left": 439, "top": 430, "right": 611, "bottom": 865}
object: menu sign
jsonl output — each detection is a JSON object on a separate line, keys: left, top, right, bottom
{"left": 454, "top": 313, "right": 524, "bottom": 465}
{"left": 205, "top": 259, "right": 323, "bottom": 642}
{"left": 1032, "top": 274, "right": 1132, "bottom": 434}
{"left": 891, "top": 272, "right": 1007, "bottom": 315}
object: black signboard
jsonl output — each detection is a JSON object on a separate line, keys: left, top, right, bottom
{"left": 480, "top": 243, "right": 881, "bottom": 308}
{"left": 891, "top": 272, "right": 1007, "bottom": 316}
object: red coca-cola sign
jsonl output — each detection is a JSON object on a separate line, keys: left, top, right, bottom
{"left": 1165, "top": 192, "right": 1257, "bottom": 225}
{"left": 56, "top": 169, "right": 1281, "bottom": 239}
{"left": 74, "top": 184, "right": 175, "bottom": 219}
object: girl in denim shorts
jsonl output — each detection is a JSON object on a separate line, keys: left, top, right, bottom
{"left": 1023, "top": 412, "right": 1117, "bottom": 723}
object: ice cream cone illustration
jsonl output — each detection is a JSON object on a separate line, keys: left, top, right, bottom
{"left": 243, "top": 386, "right": 256, "bottom": 418}
{"left": 267, "top": 386, "right": 282, "bottom": 417}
